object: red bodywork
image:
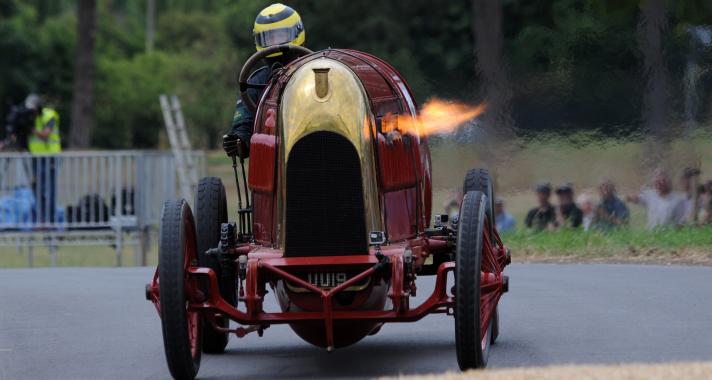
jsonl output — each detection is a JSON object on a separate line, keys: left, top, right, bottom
{"left": 149, "top": 49, "right": 508, "bottom": 350}
{"left": 249, "top": 50, "right": 432, "bottom": 244}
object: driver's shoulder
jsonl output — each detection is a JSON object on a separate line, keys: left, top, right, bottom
{"left": 247, "top": 66, "right": 271, "bottom": 84}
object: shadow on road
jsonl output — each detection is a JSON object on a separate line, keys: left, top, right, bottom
{"left": 199, "top": 334, "right": 459, "bottom": 379}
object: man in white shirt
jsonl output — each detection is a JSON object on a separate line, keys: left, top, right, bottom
{"left": 627, "top": 170, "right": 687, "bottom": 229}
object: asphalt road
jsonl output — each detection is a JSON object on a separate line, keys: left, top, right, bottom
{"left": 1, "top": 263, "right": 711, "bottom": 379}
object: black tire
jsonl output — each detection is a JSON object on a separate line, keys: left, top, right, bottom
{"left": 463, "top": 168, "right": 495, "bottom": 234}
{"left": 159, "top": 200, "right": 201, "bottom": 380}
{"left": 195, "top": 177, "right": 233, "bottom": 353}
{"left": 455, "top": 191, "right": 493, "bottom": 370}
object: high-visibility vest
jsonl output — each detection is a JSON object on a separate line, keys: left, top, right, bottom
{"left": 28, "top": 108, "right": 62, "bottom": 154}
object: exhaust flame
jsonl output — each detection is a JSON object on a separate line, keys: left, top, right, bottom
{"left": 382, "top": 99, "right": 486, "bottom": 137}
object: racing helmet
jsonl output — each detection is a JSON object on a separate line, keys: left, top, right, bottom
{"left": 253, "top": 3, "right": 305, "bottom": 57}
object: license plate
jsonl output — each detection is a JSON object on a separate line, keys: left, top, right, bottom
{"left": 284, "top": 271, "right": 370, "bottom": 293}
{"left": 308, "top": 272, "right": 348, "bottom": 289}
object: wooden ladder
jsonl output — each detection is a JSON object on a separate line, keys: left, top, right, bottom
{"left": 160, "top": 94, "right": 198, "bottom": 202}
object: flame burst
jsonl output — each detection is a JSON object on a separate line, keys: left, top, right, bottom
{"left": 382, "top": 99, "right": 486, "bottom": 137}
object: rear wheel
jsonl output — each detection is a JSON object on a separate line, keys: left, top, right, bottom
{"left": 159, "top": 200, "right": 201, "bottom": 380}
{"left": 195, "top": 177, "right": 233, "bottom": 353}
{"left": 491, "top": 307, "right": 499, "bottom": 344}
{"left": 455, "top": 191, "right": 492, "bottom": 370}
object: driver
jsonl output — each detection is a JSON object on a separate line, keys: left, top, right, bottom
{"left": 223, "top": 3, "right": 306, "bottom": 158}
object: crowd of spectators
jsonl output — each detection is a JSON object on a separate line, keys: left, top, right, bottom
{"left": 445, "top": 167, "right": 712, "bottom": 234}
{"left": 513, "top": 167, "right": 712, "bottom": 233}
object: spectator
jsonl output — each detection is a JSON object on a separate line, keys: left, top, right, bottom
{"left": 627, "top": 169, "right": 687, "bottom": 229}
{"left": 525, "top": 183, "right": 556, "bottom": 231}
{"left": 595, "top": 179, "right": 630, "bottom": 230}
{"left": 555, "top": 183, "right": 583, "bottom": 228}
{"left": 680, "top": 168, "right": 701, "bottom": 223}
{"left": 25, "top": 94, "right": 61, "bottom": 224}
{"left": 494, "top": 197, "right": 515, "bottom": 233}
{"left": 443, "top": 189, "right": 463, "bottom": 222}
{"left": 1, "top": 101, "right": 34, "bottom": 151}
{"left": 576, "top": 192, "right": 596, "bottom": 231}
{"left": 701, "top": 180, "right": 712, "bottom": 225}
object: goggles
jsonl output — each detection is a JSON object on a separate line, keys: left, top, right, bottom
{"left": 254, "top": 22, "right": 303, "bottom": 48}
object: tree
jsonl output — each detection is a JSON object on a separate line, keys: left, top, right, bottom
{"left": 471, "top": 0, "right": 517, "bottom": 179}
{"left": 69, "top": 0, "right": 96, "bottom": 148}
{"left": 472, "top": 0, "right": 515, "bottom": 140}
{"left": 637, "top": 0, "right": 670, "bottom": 167}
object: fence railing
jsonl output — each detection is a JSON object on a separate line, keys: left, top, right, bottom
{"left": 0, "top": 150, "right": 205, "bottom": 266}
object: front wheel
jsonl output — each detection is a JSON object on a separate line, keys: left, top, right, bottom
{"left": 159, "top": 200, "right": 202, "bottom": 380}
{"left": 455, "top": 191, "right": 492, "bottom": 370}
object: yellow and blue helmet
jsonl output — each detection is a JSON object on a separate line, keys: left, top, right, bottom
{"left": 253, "top": 3, "right": 305, "bottom": 56}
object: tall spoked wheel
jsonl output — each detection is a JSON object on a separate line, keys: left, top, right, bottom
{"left": 195, "top": 177, "right": 234, "bottom": 353}
{"left": 159, "top": 200, "right": 202, "bottom": 380}
{"left": 455, "top": 191, "right": 494, "bottom": 370}
{"left": 463, "top": 168, "right": 495, "bottom": 237}
{"left": 464, "top": 169, "right": 502, "bottom": 348}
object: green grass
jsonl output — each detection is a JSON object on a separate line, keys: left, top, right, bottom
{"left": 504, "top": 226, "right": 712, "bottom": 264}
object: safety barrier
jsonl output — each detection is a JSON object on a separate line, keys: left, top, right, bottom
{"left": 0, "top": 150, "right": 204, "bottom": 266}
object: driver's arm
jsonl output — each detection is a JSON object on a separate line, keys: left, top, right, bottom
{"left": 228, "top": 66, "right": 271, "bottom": 146}
{"left": 230, "top": 100, "right": 254, "bottom": 144}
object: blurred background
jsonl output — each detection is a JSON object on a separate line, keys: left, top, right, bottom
{"left": 2, "top": 0, "right": 712, "bottom": 147}
{"left": 1, "top": 0, "right": 712, "bottom": 265}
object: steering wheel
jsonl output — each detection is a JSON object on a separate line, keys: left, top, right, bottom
{"left": 238, "top": 44, "right": 313, "bottom": 113}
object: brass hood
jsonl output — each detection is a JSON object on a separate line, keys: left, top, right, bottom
{"left": 278, "top": 57, "right": 383, "bottom": 247}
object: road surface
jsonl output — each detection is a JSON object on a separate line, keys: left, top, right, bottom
{"left": 1, "top": 264, "right": 711, "bottom": 379}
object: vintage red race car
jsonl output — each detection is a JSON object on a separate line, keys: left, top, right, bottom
{"left": 146, "top": 45, "right": 510, "bottom": 379}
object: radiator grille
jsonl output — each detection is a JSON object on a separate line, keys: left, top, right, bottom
{"left": 285, "top": 131, "right": 367, "bottom": 256}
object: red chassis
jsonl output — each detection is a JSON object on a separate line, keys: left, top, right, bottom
{"left": 147, "top": 222, "right": 509, "bottom": 351}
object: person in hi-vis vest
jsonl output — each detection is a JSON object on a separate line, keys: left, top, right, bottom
{"left": 25, "top": 94, "right": 61, "bottom": 224}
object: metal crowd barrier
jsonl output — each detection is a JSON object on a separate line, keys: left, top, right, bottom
{"left": 0, "top": 150, "right": 205, "bottom": 266}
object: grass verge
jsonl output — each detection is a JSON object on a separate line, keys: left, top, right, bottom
{"left": 504, "top": 227, "right": 712, "bottom": 265}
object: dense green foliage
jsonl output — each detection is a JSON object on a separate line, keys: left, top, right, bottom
{"left": 1, "top": 0, "right": 712, "bottom": 148}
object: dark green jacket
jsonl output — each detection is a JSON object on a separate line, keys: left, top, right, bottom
{"left": 229, "top": 66, "right": 271, "bottom": 145}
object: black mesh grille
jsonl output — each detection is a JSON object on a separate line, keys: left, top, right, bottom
{"left": 286, "top": 131, "right": 367, "bottom": 256}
